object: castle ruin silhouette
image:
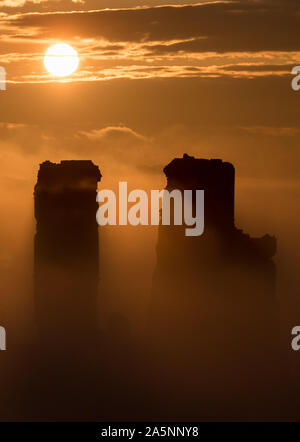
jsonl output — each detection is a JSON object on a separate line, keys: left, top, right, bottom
{"left": 34, "top": 160, "right": 101, "bottom": 346}
{"left": 148, "top": 154, "right": 280, "bottom": 415}
{"left": 32, "top": 155, "right": 281, "bottom": 418}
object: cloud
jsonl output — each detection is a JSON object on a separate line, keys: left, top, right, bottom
{"left": 9, "top": 1, "right": 300, "bottom": 53}
{"left": 0, "top": 0, "right": 54, "bottom": 7}
{"left": 1, "top": 1, "right": 299, "bottom": 84}
{"left": 2, "top": 110, "right": 300, "bottom": 186}
{"left": 0, "top": 1, "right": 217, "bottom": 13}
{"left": 0, "top": 0, "right": 76, "bottom": 9}
{"left": 80, "top": 125, "right": 149, "bottom": 142}
{"left": 5, "top": 62, "right": 292, "bottom": 85}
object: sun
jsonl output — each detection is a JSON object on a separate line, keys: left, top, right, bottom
{"left": 44, "top": 43, "right": 79, "bottom": 77}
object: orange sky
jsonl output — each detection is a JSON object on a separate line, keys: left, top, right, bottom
{"left": 0, "top": 0, "right": 300, "bottom": 340}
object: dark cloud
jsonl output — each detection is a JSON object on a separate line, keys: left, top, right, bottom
{"left": 10, "top": 1, "right": 300, "bottom": 52}
{"left": 91, "top": 43, "right": 125, "bottom": 52}
{"left": 0, "top": 0, "right": 209, "bottom": 14}
{"left": 221, "top": 64, "right": 292, "bottom": 72}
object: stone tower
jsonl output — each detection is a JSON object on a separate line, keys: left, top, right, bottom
{"left": 34, "top": 160, "right": 101, "bottom": 346}
{"left": 149, "top": 154, "right": 279, "bottom": 415}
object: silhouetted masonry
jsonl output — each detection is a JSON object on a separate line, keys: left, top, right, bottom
{"left": 149, "top": 154, "right": 280, "bottom": 415}
{"left": 34, "top": 160, "right": 101, "bottom": 345}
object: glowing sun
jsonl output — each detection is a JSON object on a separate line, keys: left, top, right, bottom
{"left": 44, "top": 43, "right": 79, "bottom": 77}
